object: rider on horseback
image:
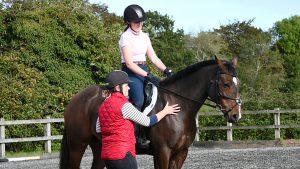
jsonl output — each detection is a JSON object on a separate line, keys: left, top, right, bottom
{"left": 120, "top": 4, "right": 173, "bottom": 148}
{"left": 99, "top": 70, "right": 180, "bottom": 169}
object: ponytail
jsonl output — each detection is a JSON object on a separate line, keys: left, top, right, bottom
{"left": 124, "top": 25, "right": 130, "bottom": 32}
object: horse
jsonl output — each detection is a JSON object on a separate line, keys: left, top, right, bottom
{"left": 59, "top": 57, "right": 242, "bottom": 169}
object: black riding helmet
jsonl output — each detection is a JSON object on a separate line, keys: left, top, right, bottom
{"left": 123, "top": 4, "right": 147, "bottom": 23}
{"left": 105, "top": 70, "right": 132, "bottom": 90}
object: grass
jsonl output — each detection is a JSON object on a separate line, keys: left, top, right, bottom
{"left": 5, "top": 149, "right": 60, "bottom": 158}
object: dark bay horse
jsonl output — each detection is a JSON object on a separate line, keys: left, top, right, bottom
{"left": 60, "top": 57, "right": 242, "bottom": 169}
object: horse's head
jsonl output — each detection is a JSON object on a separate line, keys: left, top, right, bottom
{"left": 208, "top": 57, "right": 242, "bottom": 123}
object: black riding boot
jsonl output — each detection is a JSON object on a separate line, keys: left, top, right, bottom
{"left": 135, "top": 125, "right": 150, "bottom": 149}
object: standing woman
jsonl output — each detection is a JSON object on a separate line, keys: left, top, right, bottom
{"left": 99, "top": 70, "right": 180, "bottom": 169}
{"left": 120, "top": 4, "right": 173, "bottom": 111}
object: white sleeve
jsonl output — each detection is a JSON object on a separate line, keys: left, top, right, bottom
{"left": 119, "top": 33, "right": 131, "bottom": 48}
{"left": 121, "top": 103, "right": 151, "bottom": 126}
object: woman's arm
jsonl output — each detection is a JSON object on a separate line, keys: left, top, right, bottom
{"left": 122, "top": 102, "right": 180, "bottom": 127}
{"left": 146, "top": 43, "right": 167, "bottom": 72}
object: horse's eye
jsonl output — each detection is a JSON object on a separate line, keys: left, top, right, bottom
{"left": 223, "top": 83, "right": 230, "bottom": 88}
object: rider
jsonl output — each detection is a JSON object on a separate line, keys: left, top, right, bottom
{"left": 120, "top": 4, "right": 173, "bottom": 148}
{"left": 99, "top": 70, "right": 180, "bottom": 169}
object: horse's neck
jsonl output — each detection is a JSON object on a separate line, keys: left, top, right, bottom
{"left": 162, "top": 65, "right": 217, "bottom": 117}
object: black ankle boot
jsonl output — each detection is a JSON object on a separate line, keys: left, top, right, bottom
{"left": 135, "top": 125, "right": 150, "bottom": 149}
{"left": 136, "top": 137, "right": 150, "bottom": 149}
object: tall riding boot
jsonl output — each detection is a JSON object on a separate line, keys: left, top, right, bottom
{"left": 135, "top": 125, "right": 150, "bottom": 149}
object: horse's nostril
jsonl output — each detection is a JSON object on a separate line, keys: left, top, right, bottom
{"left": 231, "top": 114, "right": 239, "bottom": 123}
{"left": 232, "top": 114, "right": 237, "bottom": 119}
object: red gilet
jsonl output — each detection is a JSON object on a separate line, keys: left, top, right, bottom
{"left": 98, "top": 92, "right": 136, "bottom": 160}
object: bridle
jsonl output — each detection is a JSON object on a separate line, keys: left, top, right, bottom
{"left": 213, "top": 70, "right": 242, "bottom": 115}
{"left": 158, "top": 68, "right": 242, "bottom": 115}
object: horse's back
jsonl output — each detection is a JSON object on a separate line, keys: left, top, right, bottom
{"left": 64, "top": 85, "right": 104, "bottom": 133}
{"left": 61, "top": 85, "right": 105, "bottom": 169}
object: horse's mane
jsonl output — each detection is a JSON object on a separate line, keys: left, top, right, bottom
{"left": 160, "top": 59, "right": 216, "bottom": 85}
{"left": 160, "top": 59, "right": 236, "bottom": 85}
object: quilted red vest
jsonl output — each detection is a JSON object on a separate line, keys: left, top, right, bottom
{"left": 98, "top": 92, "right": 136, "bottom": 160}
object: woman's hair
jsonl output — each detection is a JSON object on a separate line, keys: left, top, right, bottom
{"left": 124, "top": 24, "right": 130, "bottom": 32}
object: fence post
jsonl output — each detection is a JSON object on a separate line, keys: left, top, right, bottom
{"left": 227, "top": 122, "right": 233, "bottom": 141}
{"left": 44, "top": 116, "right": 51, "bottom": 153}
{"left": 274, "top": 112, "right": 281, "bottom": 139}
{"left": 195, "top": 114, "right": 199, "bottom": 142}
{"left": 0, "top": 118, "right": 5, "bottom": 157}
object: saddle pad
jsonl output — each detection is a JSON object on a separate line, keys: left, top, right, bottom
{"left": 142, "top": 85, "right": 158, "bottom": 115}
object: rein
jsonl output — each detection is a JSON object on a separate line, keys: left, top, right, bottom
{"left": 157, "top": 85, "right": 217, "bottom": 108}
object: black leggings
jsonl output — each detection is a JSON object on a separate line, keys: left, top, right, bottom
{"left": 104, "top": 152, "right": 137, "bottom": 169}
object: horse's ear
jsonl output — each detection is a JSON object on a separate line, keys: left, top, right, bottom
{"left": 232, "top": 57, "right": 238, "bottom": 68}
{"left": 216, "top": 56, "right": 226, "bottom": 71}
{"left": 214, "top": 55, "right": 218, "bottom": 60}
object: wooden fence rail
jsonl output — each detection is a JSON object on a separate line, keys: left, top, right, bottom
{"left": 195, "top": 109, "right": 300, "bottom": 142}
{"left": 1, "top": 109, "right": 300, "bottom": 158}
{"left": 0, "top": 116, "right": 64, "bottom": 158}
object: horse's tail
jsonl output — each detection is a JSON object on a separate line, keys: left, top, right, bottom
{"left": 59, "top": 129, "right": 69, "bottom": 169}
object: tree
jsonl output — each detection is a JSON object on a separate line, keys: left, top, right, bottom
{"left": 184, "top": 31, "right": 229, "bottom": 61}
{"left": 144, "top": 11, "right": 197, "bottom": 72}
{"left": 214, "top": 20, "right": 286, "bottom": 109}
{"left": 0, "top": 0, "right": 122, "bottom": 152}
{"left": 272, "top": 15, "right": 300, "bottom": 93}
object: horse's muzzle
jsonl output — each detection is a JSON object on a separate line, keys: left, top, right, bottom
{"left": 223, "top": 108, "right": 241, "bottom": 123}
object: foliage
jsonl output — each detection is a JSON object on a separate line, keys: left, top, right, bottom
{"left": 0, "top": 0, "right": 122, "bottom": 151}
{"left": 0, "top": 0, "right": 199, "bottom": 152}
{"left": 197, "top": 19, "right": 300, "bottom": 141}
{"left": 184, "top": 31, "right": 229, "bottom": 61}
{"left": 272, "top": 15, "right": 300, "bottom": 93}
{"left": 214, "top": 19, "right": 288, "bottom": 110}
{"left": 144, "top": 11, "right": 197, "bottom": 73}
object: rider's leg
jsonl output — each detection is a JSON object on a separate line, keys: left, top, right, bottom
{"left": 122, "top": 64, "right": 150, "bottom": 148}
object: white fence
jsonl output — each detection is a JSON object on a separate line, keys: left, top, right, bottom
{"left": 1, "top": 109, "right": 300, "bottom": 158}
{"left": 0, "top": 116, "right": 63, "bottom": 158}
{"left": 195, "top": 109, "right": 300, "bottom": 141}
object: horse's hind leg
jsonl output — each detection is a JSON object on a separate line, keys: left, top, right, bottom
{"left": 89, "top": 136, "right": 105, "bottom": 169}
{"left": 68, "top": 140, "right": 89, "bottom": 169}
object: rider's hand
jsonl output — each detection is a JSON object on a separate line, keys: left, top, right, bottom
{"left": 163, "top": 68, "right": 173, "bottom": 78}
{"left": 145, "top": 73, "right": 160, "bottom": 86}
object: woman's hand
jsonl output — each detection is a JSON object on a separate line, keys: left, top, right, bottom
{"left": 156, "top": 102, "right": 181, "bottom": 121}
{"left": 163, "top": 102, "right": 181, "bottom": 115}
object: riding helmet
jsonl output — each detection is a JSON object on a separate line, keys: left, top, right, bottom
{"left": 123, "top": 4, "right": 147, "bottom": 23}
{"left": 105, "top": 70, "right": 132, "bottom": 89}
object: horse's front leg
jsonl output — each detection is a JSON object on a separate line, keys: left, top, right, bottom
{"left": 169, "top": 148, "right": 189, "bottom": 169}
{"left": 153, "top": 146, "right": 171, "bottom": 169}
